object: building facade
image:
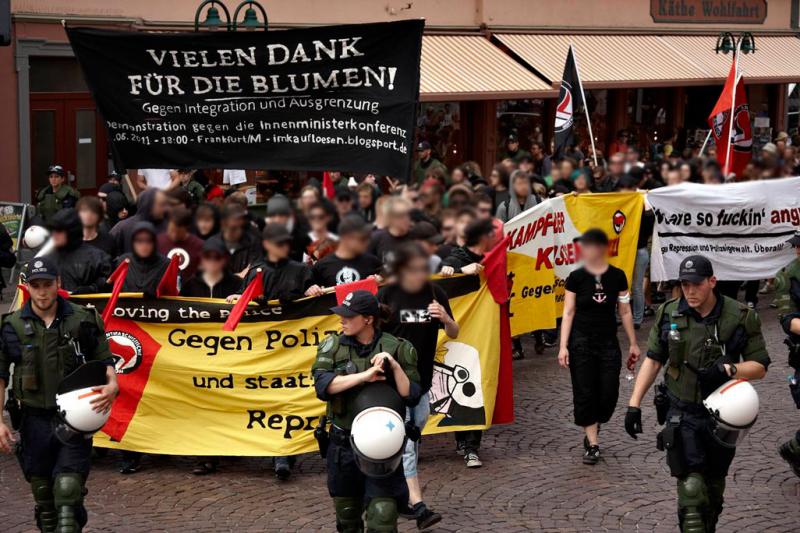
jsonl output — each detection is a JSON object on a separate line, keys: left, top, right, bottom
{"left": 1, "top": 0, "right": 799, "bottom": 201}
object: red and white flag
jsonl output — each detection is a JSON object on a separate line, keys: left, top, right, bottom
{"left": 707, "top": 61, "right": 752, "bottom": 177}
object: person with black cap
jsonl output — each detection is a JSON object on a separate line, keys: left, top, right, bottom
{"left": 775, "top": 231, "right": 800, "bottom": 477}
{"left": 0, "top": 257, "right": 118, "bottom": 532}
{"left": 412, "top": 141, "right": 446, "bottom": 186}
{"left": 625, "top": 254, "right": 769, "bottom": 532}
{"left": 117, "top": 222, "right": 170, "bottom": 295}
{"left": 306, "top": 214, "right": 382, "bottom": 296}
{"left": 502, "top": 134, "right": 531, "bottom": 164}
{"left": 311, "top": 290, "right": 421, "bottom": 533}
{"left": 35, "top": 164, "right": 80, "bottom": 225}
{"left": 45, "top": 208, "right": 112, "bottom": 294}
{"left": 180, "top": 239, "right": 242, "bottom": 299}
{"left": 206, "top": 204, "right": 263, "bottom": 276}
{"left": 558, "top": 228, "right": 640, "bottom": 465}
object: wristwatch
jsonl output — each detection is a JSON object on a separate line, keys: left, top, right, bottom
{"left": 728, "top": 364, "right": 738, "bottom": 377}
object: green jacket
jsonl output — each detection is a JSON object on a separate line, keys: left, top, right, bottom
{"left": 646, "top": 295, "right": 769, "bottom": 404}
{"left": 183, "top": 180, "right": 206, "bottom": 206}
{"left": 312, "top": 331, "right": 420, "bottom": 430}
{"left": 412, "top": 157, "right": 446, "bottom": 186}
{"left": 775, "top": 257, "right": 800, "bottom": 320}
{"left": 0, "top": 298, "right": 112, "bottom": 409}
{"left": 36, "top": 185, "right": 80, "bottom": 224}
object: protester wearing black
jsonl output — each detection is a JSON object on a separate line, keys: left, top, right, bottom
{"left": 265, "top": 194, "right": 311, "bottom": 263}
{"left": 0, "top": 224, "right": 16, "bottom": 292}
{"left": 369, "top": 197, "right": 412, "bottom": 262}
{"left": 110, "top": 188, "right": 168, "bottom": 254}
{"left": 558, "top": 229, "right": 640, "bottom": 465}
{"left": 77, "top": 196, "right": 117, "bottom": 257}
{"left": 118, "top": 222, "right": 170, "bottom": 294}
{"left": 180, "top": 240, "right": 241, "bottom": 299}
{"left": 46, "top": 208, "right": 112, "bottom": 294}
{"left": 98, "top": 181, "right": 131, "bottom": 229}
{"left": 206, "top": 204, "right": 263, "bottom": 276}
{"left": 193, "top": 203, "right": 221, "bottom": 241}
{"left": 307, "top": 215, "right": 381, "bottom": 292}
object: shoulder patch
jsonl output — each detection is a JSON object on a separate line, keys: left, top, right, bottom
{"left": 319, "top": 335, "right": 335, "bottom": 354}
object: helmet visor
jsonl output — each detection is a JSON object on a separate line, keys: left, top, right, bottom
{"left": 708, "top": 422, "right": 751, "bottom": 449}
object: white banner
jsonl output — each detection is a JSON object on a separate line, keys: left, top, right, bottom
{"left": 648, "top": 177, "right": 800, "bottom": 281}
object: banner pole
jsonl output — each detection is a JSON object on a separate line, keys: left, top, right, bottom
{"left": 698, "top": 129, "right": 712, "bottom": 157}
{"left": 723, "top": 41, "right": 742, "bottom": 176}
{"left": 570, "top": 44, "right": 598, "bottom": 166}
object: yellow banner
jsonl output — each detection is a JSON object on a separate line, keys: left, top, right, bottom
{"left": 504, "top": 192, "right": 644, "bottom": 336}
{"left": 77, "top": 276, "right": 500, "bottom": 456}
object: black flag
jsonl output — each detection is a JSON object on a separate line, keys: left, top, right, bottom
{"left": 554, "top": 46, "right": 585, "bottom": 160}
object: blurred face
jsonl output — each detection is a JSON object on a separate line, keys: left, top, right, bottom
{"left": 308, "top": 207, "right": 329, "bottom": 232}
{"left": 626, "top": 148, "right": 639, "bottom": 163}
{"left": 358, "top": 189, "right": 372, "bottom": 209}
{"left": 222, "top": 216, "right": 245, "bottom": 241}
{"left": 167, "top": 221, "right": 188, "bottom": 242}
{"left": 531, "top": 144, "right": 542, "bottom": 157}
{"left": 681, "top": 277, "right": 716, "bottom": 309}
{"left": 264, "top": 240, "right": 290, "bottom": 260}
{"left": 455, "top": 214, "right": 474, "bottom": 240}
{"left": 609, "top": 155, "right": 624, "bottom": 175}
{"left": 335, "top": 197, "right": 352, "bottom": 215}
{"left": 339, "top": 232, "right": 369, "bottom": 255}
{"left": 419, "top": 188, "right": 440, "bottom": 208}
{"left": 339, "top": 313, "right": 372, "bottom": 336}
{"left": 388, "top": 205, "right": 411, "bottom": 233}
{"left": 200, "top": 252, "right": 226, "bottom": 275}
{"left": 666, "top": 170, "right": 682, "bottom": 186}
{"left": 418, "top": 148, "right": 431, "bottom": 160}
{"left": 78, "top": 207, "right": 101, "bottom": 228}
{"left": 300, "top": 190, "right": 318, "bottom": 211}
{"left": 151, "top": 191, "right": 169, "bottom": 221}
{"left": 507, "top": 141, "right": 519, "bottom": 152}
{"left": 574, "top": 174, "right": 590, "bottom": 191}
{"left": 490, "top": 169, "right": 503, "bottom": 188}
{"left": 476, "top": 201, "right": 493, "bottom": 220}
{"left": 51, "top": 229, "right": 68, "bottom": 248}
{"left": 519, "top": 159, "right": 533, "bottom": 173}
{"left": 399, "top": 256, "right": 429, "bottom": 292}
{"left": 448, "top": 193, "right": 469, "bottom": 211}
{"left": 27, "top": 278, "right": 58, "bottom": 312}
{"left": 48, "top": 173, "right": 65, "bottom": 189}
{"left": 451, "top": 168, "right": 465, "bottom": 184}
{"left": 512, "top": 177, "right": 531, "bottom": 198}
{"left": 578, "top": 242, "right": 608, "bottom": 265}
{"left": 196, "top": 214, "right": 215, "bottom": 236}
{"left": 441, "top": 216, "right": 456, "bottom": 243}
{"left": 559, "top": 160, "right": 574, "bottom": 176}
{"left": 267, "top": 213, "right": 291, "bottom": 227}
{"left": 679, "top": 164, "right": 691, "bottom": 181}
{"left": 133, "top": 232, "right": 155, "bottom": 258}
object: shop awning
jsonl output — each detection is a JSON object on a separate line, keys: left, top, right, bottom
{"left": 494, "top": 33, "right": 800, "bottom": 88}
{"left": 420, "top": 35, "right": 555, "bottom": 101}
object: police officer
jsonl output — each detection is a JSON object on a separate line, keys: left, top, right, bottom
{"left": 776, "top": 231, "right": 800, "bottom": 475}
{"left": 624, "top": 255, "right": 769, "bottom": 533}
{"left": 0, "top": 257, "right": 118, "bottom": 532}
{"left": 312, "top": 290, "right": 421, "bottom": 532}
{"left": 36, "top": 165, "right": 80, "bottom": 225}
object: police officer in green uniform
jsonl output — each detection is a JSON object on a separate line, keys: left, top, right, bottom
{"left": 312, "top": 290, "right": 421, "bottom": 533}
{"left": 624, "top": 255, "right": 769, "bottom": 533}
{"left": 776, "top": 231, "right": 800, "bottom": 475}
{"left": 36, "top": 165, "right": 80, "bottom": 225}
{"left": 0, "top": 257, "right": 118, "bottom": 532}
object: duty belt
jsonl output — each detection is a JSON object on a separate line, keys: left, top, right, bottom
{"left": 330, "top": 425, "right": 351, "bottom": 446}
{"left": 20, "top": 405, "right": 58, "bottom": 417}
{"left": 666, "top": 389, "right": 708, "bottom": 415}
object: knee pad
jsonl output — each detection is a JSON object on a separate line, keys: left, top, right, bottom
{"left": 52, "top": 474, "right": 83, "bottom": 507}
{"left": 365, "top": 497, "right": 397, "bottom": 532}
{"left": 30, "top": 476, "right": 54, "bottom": 505}
{"left": 677, "top": 473, "right": 708, "bottom": 508}
{"left": 333, "top": 497, "right": 363, "bottom": 533}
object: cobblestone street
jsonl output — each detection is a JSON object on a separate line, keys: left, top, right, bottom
{"left": 1, "top": 305, "right": 799, "bottom": 532}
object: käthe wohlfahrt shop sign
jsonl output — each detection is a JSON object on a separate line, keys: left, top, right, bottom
{"left": 651, "top": 0, "right": 767, "bottom": 24}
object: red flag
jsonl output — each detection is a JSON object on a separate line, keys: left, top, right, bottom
{"left": 708, "top": 60, "right": 752, "bottom": 177}
{"left": 223, "top": 269, "right": 264, "bottom": 332}
{"left": 322, "top": 171, "right": 336, "bottom": 199}
{"left": 156, "top": 254, "right": 181, "bottom": 297}
{"left": 335, "top": 277, "right": 378, "bottom": 304}
{"left": 103, "top": 259, "right": 130, "bottom": 324}
{"left": 481, "top": 235, "right": 511, "bottom": 305}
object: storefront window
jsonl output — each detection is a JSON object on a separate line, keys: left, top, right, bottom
{"left": 496, "top": 99, "right": 545, "bottom": 155}
{"left": 625, "top": 88, "right": 671, "bottom": 158}
{"left": 416, "top": 102, "right": 461, "bottom": 168}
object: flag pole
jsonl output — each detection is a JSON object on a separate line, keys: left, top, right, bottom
{"left": 570, "top": 44, "right": 598, "bottom": 166}
{"left": 698, "top": 129, "right": 713, "bottom": 157}
{"left": 723, "top": 40, "right": 742, "bottom": 176}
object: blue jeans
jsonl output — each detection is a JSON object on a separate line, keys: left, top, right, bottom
{"left": 632, "top": 247, "right": 650, "bottom": 325}
{"left": 403, "top": 392, "right": 430, "bottom": 478}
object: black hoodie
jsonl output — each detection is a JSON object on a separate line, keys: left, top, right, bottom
{"left": 46, "top": 208, "right": 112, "bottom": 294}
{"left": 240, "top": 257, "right": 312, "bottom": 303}
{"left": 110, "top": 189, "right": 166, "bottom": 255}
{"left": 118, "top": 221, "right": 169, "bottom": 294}
{"left": 100, "top": 182, "right": 131, "bottom": 229}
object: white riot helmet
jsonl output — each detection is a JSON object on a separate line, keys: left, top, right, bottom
{"left": 23, "top": 225, "right": 49, "bottom": 249}
{"left": 349, "top": 382, "right": 407, "bottom": 478}
{"left": 54, "top": 361, "right": 110, "bottom": 443}
{"left": 702, "top": 379, "right": 759, "bottom": 448}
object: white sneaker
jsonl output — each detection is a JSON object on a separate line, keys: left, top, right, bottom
{"left": 464, "top": 452, "right": 483, "bottom": 468}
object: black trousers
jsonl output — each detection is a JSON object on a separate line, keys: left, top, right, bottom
{"left": 567, "top": 331, "right": 622, "bottom": 427}
{"left": 326, "top": 439, "right": 408, "bottom": 503}
{"left": 717, "top": 280, "right": 759, "bottom": 306}
{"left": 17, "top": 411, "right": 92, "bottom": 480}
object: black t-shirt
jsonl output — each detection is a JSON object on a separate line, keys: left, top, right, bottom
{"left": 368, "top": 229, "right": 410, "bottom": 263}
{"left": 378, "top": 283, "right": 453, "bottom": 393}
{"left": 85, "top": 230, "right": 117, "bottom": 259}
{"left": 311, "top": 253, "right": 382, "bottom": 287}
{"left": 565, "top": 265, "right": 628, "bottom": 337}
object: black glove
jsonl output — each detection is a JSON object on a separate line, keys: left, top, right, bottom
{"left": 686, "top": 360, "right": 729, "bottom": 398}
{"left": 625, "top": 407, "right": 642, "bottom": 439}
